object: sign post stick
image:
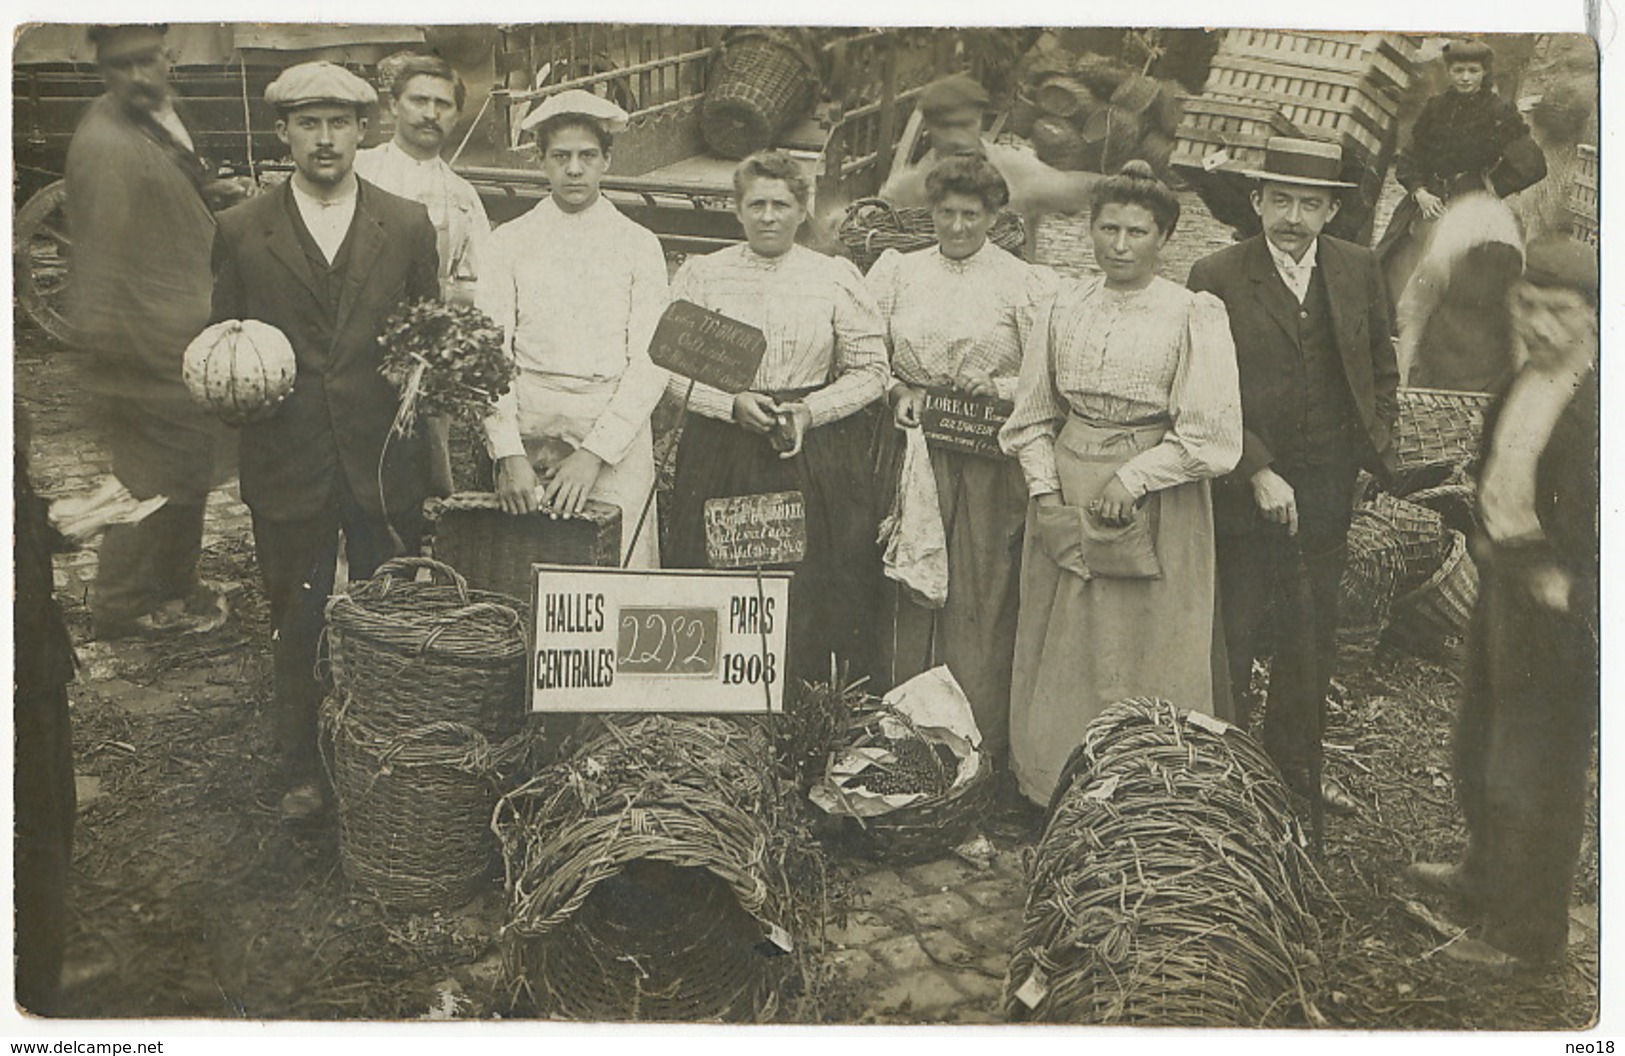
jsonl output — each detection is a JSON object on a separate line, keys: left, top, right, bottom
{"left": 620, "top": 378, "right": 695, "bottom": 569}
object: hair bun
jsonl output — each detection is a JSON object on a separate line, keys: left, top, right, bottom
{"left": 1116, "top": 159, "right": 1157, "bottom": 180}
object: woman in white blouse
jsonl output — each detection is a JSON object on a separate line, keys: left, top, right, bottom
{"left": 867, "top": 155, "right": 1056, "bottom": 763}
{"left": 664, "top": 151, "right": 890, "bottom": 688}
{"left": 999, "top": 160, "right": 1243, "bottom": 805}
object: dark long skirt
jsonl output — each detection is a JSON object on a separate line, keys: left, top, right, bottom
{"left": 666, "top": 409, "right": 884, "bottom": 691}
{"left": 877, "top": 428, "right": 1026, "bottom": 758}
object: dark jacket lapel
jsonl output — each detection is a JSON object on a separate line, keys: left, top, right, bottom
{"left": 261, "top": 183, "right": 325, "bottom": 309}
{"left": 1245, "top": 236, "right": 1304, "bottom": 342}
{"left": 1316, "top": 238, "right": 1367, "bottom": 385}
{"left": 334, "top": 182, "right": 389, "bottom": 340}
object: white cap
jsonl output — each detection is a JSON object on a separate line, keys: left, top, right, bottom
{"left": 518, "top": 88, "right": 630, "bottom": 134}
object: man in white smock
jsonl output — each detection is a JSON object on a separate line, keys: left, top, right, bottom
{"left": 477, "top": 91, "right": 669, "bottom": 567}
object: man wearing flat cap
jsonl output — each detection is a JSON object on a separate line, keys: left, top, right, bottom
{"left": 880, "top": 71, "right": 1101, "bottom": 217}
{"left": 209, "top": 61, "right": 440, "bottom": 821}
{"left": 1408, "top": 237, "right": 1598, "bottom": 970}
{"left": 1187, "top": 138, "right": 1399, "bottom": 817}
{"left": 475, "top": 90, "right": 670, "bottom": 568}
{"left": 66, "top": 23, "right": 233, "bottom": 640}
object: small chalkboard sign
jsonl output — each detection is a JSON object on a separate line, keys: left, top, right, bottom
{"left": 648, "top": 300, "right": 767, "bottom": 394}
{"left": 704, "top": 491, "right": 808, "bottom": 568}
{"left": 920, "top": 388, "right": 1015, "bottom": 459}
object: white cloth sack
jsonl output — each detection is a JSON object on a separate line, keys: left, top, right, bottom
{"left": 878, "top": 426, "right": 948, "bottom": 608}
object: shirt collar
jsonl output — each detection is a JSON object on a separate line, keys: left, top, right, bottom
{"left": 291, "top": 176, "right": 358, "bottom": 211}
{"left": 1266, "top": 236, "right": 1318, "bottom": 273}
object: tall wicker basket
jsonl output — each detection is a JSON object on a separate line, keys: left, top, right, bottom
{"left": 1005, "top": 698, "right": 1322, "bottom": 1025}
{"left": 324, "top": 557, "right": 528, "bottom": 739}
{"left": 493, "top": 716, "right": 823, "bottom": 1021}
{"left": 322, "top": 700, "right": 515, "bottom": 911}
{"left": 701, "top": 31, "right": 817, "bottom": 160}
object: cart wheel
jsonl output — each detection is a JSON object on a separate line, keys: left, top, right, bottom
{"left": 13, "top": 179, "right": 73, "bottom": 345}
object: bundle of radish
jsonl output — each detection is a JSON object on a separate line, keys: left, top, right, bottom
{"left": 1013, "top": 46, "right": 1186, "bottom": 178}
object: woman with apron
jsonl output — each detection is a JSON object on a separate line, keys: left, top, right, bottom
{"left": 999, "top": 161, "right": 1243, "bottom": 806}
{"left": 663, "top": 150, "right": 890, "bottom": 688}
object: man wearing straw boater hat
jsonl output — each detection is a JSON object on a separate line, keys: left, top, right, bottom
{"left": 209, "top": 60, "right": 440, "bottom": 822}
{"left": 1188, "top": 137, "right": 1399, "bottom": 817}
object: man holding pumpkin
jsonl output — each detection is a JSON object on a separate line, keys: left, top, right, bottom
{"left": 208, "top": 61, "right": 440, "bottom": 821}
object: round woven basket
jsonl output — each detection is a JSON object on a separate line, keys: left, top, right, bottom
{"left": 321, "top": 699, "right": 508, "bottom": 911}
{"left": 1035, "top": 76, "right": 1100, "bottom": 118}
{"left": 837, "top": 197, "right": 1027, "bottom": 273}
{"left": 1031, "top": 116, "right": 1087, "bottom": 168}
{"left": 1387, "top": 530, "right": 1478, "bottom": 662}
{"left": 325, "top": 557, "right": 527, "bottom": 739}
{"left": 1004, "top": 697, "right": 1322, "bottom": 1025}
{"left": 701, "top": 35, "right": 816, "bottom": 160}
{"left": 1360, "top": 492, "right": 1451, "bottom": 592}
{"left": 493, "top": 715, "right": 820, "bottom": 1021}
{"left": 1338, "top": 511, "right": 1406, "bottom": 659}
{"left": 846, "top": 751, "right": 995, "bottom": 864}
{"left": 1394, "top": 387, "right": 1494, "bottom": 475}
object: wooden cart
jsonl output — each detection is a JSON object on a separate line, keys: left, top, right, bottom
{"left": 454, "top": 25, "right": 1007, "bottom": 255}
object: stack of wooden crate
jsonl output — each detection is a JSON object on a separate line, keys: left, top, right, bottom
{"left": 1570, "top": 143, "right": 1598, "bottom": 245}
{"left": 1172, "top": 28, "right": 1422, "bottom": 243}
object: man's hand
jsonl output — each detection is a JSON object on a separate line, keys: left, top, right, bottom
{"left": 542, "top": 448, "right": 605, "bottom": 518}
{"left": 776, "top": 401, "right": 812, "bottom": 460}
{"left": 733, "top": 392, "right": 779, "bottom": 434}
{"left": 1526, "top": 562, "right": 1573, "bottom": 614}
{"left": 495, "top": 455, "right": 540, "bottom": 516}
{"left": 1250, "top": 467, "right": 1299, "bottom": 536}
{"left": 891, "top": 383, "right": 925, "bottom": 429}
{"left": 1415, "top": 188, "right": 1446, "bottom": 221}
{"left": 1090, "top": 475, "right": 1137, "bottom": 527}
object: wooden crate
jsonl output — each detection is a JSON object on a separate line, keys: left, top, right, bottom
{"left": 428, "top": 496, "right": 624, "bottom": 605}
{"left": 1205, "top": 55, "right": 1399, "bottom": 157}
{"left": 1172, "top": 97, "right": 1302, "bottom": 170}
{"left": 1219, "top": 28, "right": 1419, "bottom": 93}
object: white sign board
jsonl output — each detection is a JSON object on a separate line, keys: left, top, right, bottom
{"left": 528, "top": 564, "right": 791, "bottom": 714}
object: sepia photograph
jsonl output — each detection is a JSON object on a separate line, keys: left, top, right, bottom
{"left": 8, "top": 3, "right": 1605, "bottom": 1043}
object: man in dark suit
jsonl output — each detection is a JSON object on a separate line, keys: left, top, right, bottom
{"left": 1187, "top": 138, "right": 1399, "bottom": 815}
{"left": 210, "top": 62, "right": 439, "bottom": 820}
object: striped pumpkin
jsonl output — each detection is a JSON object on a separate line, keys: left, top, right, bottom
{"left": 182, "top": 319, "right": 296, "bottom": 425}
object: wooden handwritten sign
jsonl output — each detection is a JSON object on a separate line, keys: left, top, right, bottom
{"left": 704, "top": 491, "right": 807, "bottom": 569}
{"left": 920, "top": 388, "right": 1015, "bottom": 459}
{"left": 648, "top": 300, "right": 767, "bottom": 394}
{"left": 529, "top": 565, "right": 790, "bottom": 713}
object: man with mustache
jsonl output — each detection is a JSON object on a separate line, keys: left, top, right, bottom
{"left": 356, "top": 52, "right": 492, "bottom": 493}
{"left": 1187, "top": 138, "right": 1399, "bottom": 817}
{"left": 64, "top": 23, "right": 234, "bottom": 639}
{"left": 209, "top": 61, "right": 440, "bottom": 821}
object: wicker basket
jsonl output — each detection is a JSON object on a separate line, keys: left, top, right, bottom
{"left": 1360, "top": 492, "right": 1451, "bottom": 592}
{"left": 426, "top": 493, "right": 623, "bottom": 601}
{"left": 1035, "top": 76, "right": 1100, "bottom": 119}
{"left": 322, "top": 699, "right": 508, "bottom": 911}
{"left": 325, "top": 557, "right": 528, "bottom": 739}
{"left": 494, "top": 715, "right": 821, "bottom": 1021}
{"left": 701, "top": 33, "right": 816, "bottom": 160}
{"left": 837, "top": 197, "right": 1027, "bottom": 273}
{"left": 1338, "top": 513, "right": 1405, "bottom": 660}
{"left": 1394, "top": 387, "right": 1494, "bottom": 476}
{"left": 1005, "top": 698, "right": 1321, "bottom": 1025}
{"left": 1386, "top": 530, "right": 1478, "bottom": 663}
{"left": 846, "top": 751, "right": 995, "bottom": 864}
